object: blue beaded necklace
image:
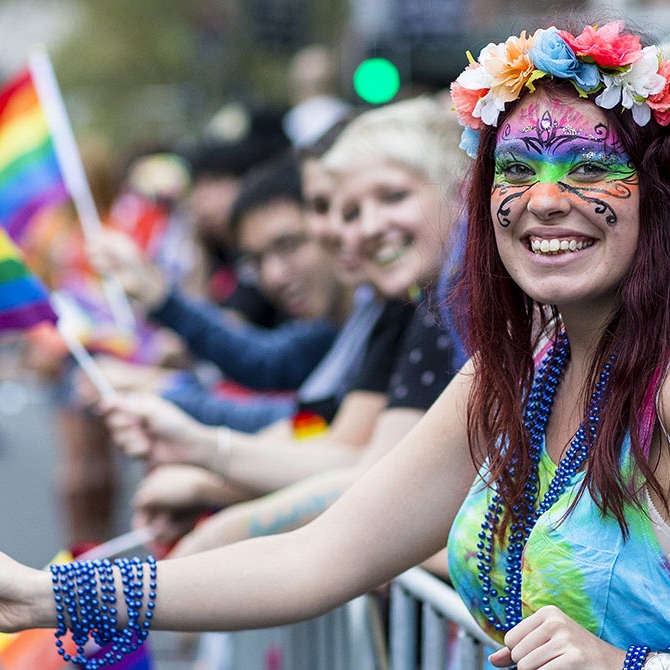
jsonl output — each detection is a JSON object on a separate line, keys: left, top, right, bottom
{"left": 476, "top": 332, "right": 615, "bottom": 633}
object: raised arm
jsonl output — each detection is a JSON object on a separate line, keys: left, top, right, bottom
{"left": 87, "top": 228, "right": 337, "bottom": 389}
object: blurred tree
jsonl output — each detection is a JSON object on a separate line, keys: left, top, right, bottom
{"left": 51, "top": 0, "right": 347, "bottom": 157}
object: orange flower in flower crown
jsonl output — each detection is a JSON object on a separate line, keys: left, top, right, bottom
{"left": 481, "top": 30, "right": 540, "bottom": 104}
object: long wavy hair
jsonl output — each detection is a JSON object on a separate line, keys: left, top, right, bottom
{"left": 455, "top": 69, "right": 670, "bottom": 537}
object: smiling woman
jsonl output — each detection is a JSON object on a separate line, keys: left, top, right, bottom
{"left": 321, "top": 96, "right": 467, "bottom": 300}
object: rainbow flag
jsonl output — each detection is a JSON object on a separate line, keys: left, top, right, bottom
{"left": 0, "top": 225, "right": 56, "bottom": 332}
{"left": 0, "top": 67, "right": 68, "bottom": 244}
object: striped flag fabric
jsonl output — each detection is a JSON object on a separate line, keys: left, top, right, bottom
{"left": 0, "top": 66, "right": 69, "bottom": 244}
{"left": 0, "top": 224, "right": 56, "bottom": 333}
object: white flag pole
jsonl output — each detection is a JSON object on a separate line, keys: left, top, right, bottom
{"left": 50, "top": 291, "right": 117, "bottom": 402}
{"left": 27, "top": 45, "right": 136, "bottom": 332}
{"left": 74, "top": 527, "right": 156, "bottom": 561}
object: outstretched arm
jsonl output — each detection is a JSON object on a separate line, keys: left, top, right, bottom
{"left": 162, "top": 406, "right": 425, "bottom": 556}
{"left": 0, "top": 364, "right": 475, "bottom": 633}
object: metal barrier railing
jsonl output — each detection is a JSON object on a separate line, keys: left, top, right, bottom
{"left": 201, "top": 568, "right": 500, "bottom": 670}
{"left": 389, "top": 567, "right": 501, "bottom": 670}
{"left": 205, "top": 594, "right": 383, "bottom": 670}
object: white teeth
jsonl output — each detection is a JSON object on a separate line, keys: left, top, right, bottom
{"left": 530, "top": 237, "right": 593, "bottom": 255}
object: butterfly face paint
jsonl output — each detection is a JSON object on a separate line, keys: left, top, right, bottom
{"left": 492, "top": 97, "right": 638, "bottom": 228}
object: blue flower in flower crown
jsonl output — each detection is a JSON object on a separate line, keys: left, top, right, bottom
{"left": 529, "top": 27, "right": 601, "bottom": 94}
{"left": 459, "top": 125, "right": 480, "bottom": 159}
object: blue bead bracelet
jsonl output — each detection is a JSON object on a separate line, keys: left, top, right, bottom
{"left": 50, "top": 555, "right": 157, "bottom": 669}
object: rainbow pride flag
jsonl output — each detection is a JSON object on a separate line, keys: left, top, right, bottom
{"left": 0, "top": 67, "right": 68, "bottom": 244}
{"left": 0, "top": 224, "right": 56, "bottom": 332}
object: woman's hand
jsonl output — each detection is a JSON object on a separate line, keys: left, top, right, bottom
{"left": 86, "top": 229, "right": 168, "bottom": 309}
{"left": 101, "top": 392, "right": 216, "bottom": 466}
{"left": 0, "top": 553, "right": 54, "bottom": 633}
{"left": 489, "top": 606, "right": 626, "bottom": 670}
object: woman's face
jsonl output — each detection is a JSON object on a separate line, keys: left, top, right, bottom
{"left": 491, "top": 89, "right": 640, "bottom": 321}
{"left": 330, "top": 160, "right": 445, "bottom": 298}
{"left": 301, "top": 157, "right": 365, "bottom": 285}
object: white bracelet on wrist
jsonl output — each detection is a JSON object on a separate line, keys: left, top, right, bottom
{"left": 645, "top": 653, "right": 670, "bottom": 670}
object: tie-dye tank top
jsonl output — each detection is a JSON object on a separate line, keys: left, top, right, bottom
{"left": 447, "top": 434, "right": 670, "bottom": 648}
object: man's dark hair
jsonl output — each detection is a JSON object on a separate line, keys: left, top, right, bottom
{"left": 228, "top": 153, "right": 303, "bottom": 242}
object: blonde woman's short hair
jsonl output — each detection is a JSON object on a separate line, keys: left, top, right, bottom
{"left": 321, "top": 95, "right": 468, "bottom": 193}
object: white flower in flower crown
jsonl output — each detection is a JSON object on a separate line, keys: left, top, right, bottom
{"left": 455, "top": 51, "right": 496, "bottom": 125}
{"left": 457, "top": 54, "right": 495, "bottom": 90}
{"left": 595, "top": 46, "right": 666, "bottom": 125}
{"left": 473, "top": 90, "right": 508, "bottom": 126}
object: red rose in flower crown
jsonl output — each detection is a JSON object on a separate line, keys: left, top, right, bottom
{"left": 557, "top": 21, "right": 643, "bottom": 68}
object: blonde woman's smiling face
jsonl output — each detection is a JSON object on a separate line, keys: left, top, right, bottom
{"left": 330, "top": 160, "right": 445, "bottom": 298}
{"left": 491, "top": 90, "right": 640, "bottom": 320}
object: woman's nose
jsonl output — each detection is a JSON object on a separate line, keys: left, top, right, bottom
{"left": 526, "top": 181, "right": 572, "bottom": 220}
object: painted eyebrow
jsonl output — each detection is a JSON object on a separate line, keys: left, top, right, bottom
{"left": 494, "top": 136, "right": 613, "bottom": 157}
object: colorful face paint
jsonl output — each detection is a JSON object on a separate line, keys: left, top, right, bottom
{"left": 492, "top": 99, "right": 638, "bottom": 227}
{"left": 490, "top": 91, "right": 641, "bottom": 322}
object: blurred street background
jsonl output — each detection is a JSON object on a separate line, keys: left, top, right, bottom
{"left": 0, "top": 0, "right": 668, "bottom": 158}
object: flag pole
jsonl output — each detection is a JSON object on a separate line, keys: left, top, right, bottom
{"left": 51, "top": 291, "right": 117, "bottom": 402}
{"left": 27, "top": 45, "right": 136, "bottom": 332}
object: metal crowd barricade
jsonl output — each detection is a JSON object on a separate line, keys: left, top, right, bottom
{"left": 220, "top": 567, "right": 500, "bottom": 670}
{"left": 389, "top": 567, "right": 501, "bottom": 670}
{"left": 223, "top": 594, "right": 384, "bottom": 670}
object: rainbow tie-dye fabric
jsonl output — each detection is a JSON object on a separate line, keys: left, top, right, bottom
{"left": 448, "top": 433, "right": 670, "bottom": 650}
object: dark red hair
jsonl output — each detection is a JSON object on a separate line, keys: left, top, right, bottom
{"left": 455, "top": 74, "right": 670, "bottom": 537}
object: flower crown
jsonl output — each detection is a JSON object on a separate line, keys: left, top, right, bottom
{"left": 450, "top": 20, "right": 670, "bottom": 158}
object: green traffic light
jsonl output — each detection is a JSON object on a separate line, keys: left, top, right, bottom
{"left": 353, "top": 58, "right": 400, "bottom": 104}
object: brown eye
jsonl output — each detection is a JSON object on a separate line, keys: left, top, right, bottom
{"left": 570, "top": 162, "right": 608, "bottom": 181}
{"left": 342, "top": 204, "right": 360, "bottom": 223}
{"left": 499, "top": 162, "right": 534, "bottom": 181}
{"left": 306, "top": 196, "right": 330, "bottom": 215}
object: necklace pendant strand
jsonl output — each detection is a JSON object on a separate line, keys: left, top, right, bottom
{"left": 476, "top": 333, "right": 615, "bottom": 632}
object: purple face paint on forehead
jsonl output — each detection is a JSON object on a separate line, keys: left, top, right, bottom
{"left": 496, "top": 95, "right": 628, "bottom": 159}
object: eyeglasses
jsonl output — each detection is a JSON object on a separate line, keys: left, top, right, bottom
{"left": 236, "top": 232, "right": 311, "bottom": 285}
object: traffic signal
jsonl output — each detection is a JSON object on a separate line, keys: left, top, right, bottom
{"left": 352, "top": 57, "right": 401, "bottom": 104}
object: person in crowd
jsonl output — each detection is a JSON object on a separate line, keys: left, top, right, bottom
{"left": 102, "top": 98, "right": 463, "bottom": 512}
{"left": 282, "top": 44, "right": 351, "bottom": 149}
{"left": 4, "top": 16, "right": 670, "bottom": 670}
{"left": 86, "top": 152, "right": 371, "bottom": 433}
{"left": 19, "top": 140, "right": 194, "bottom": 551}
{"left": 104, "top": 96, "right": 469, "bottom": 560}
{"left": 183, "top": 111, "right": 291, "bottom": 326}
